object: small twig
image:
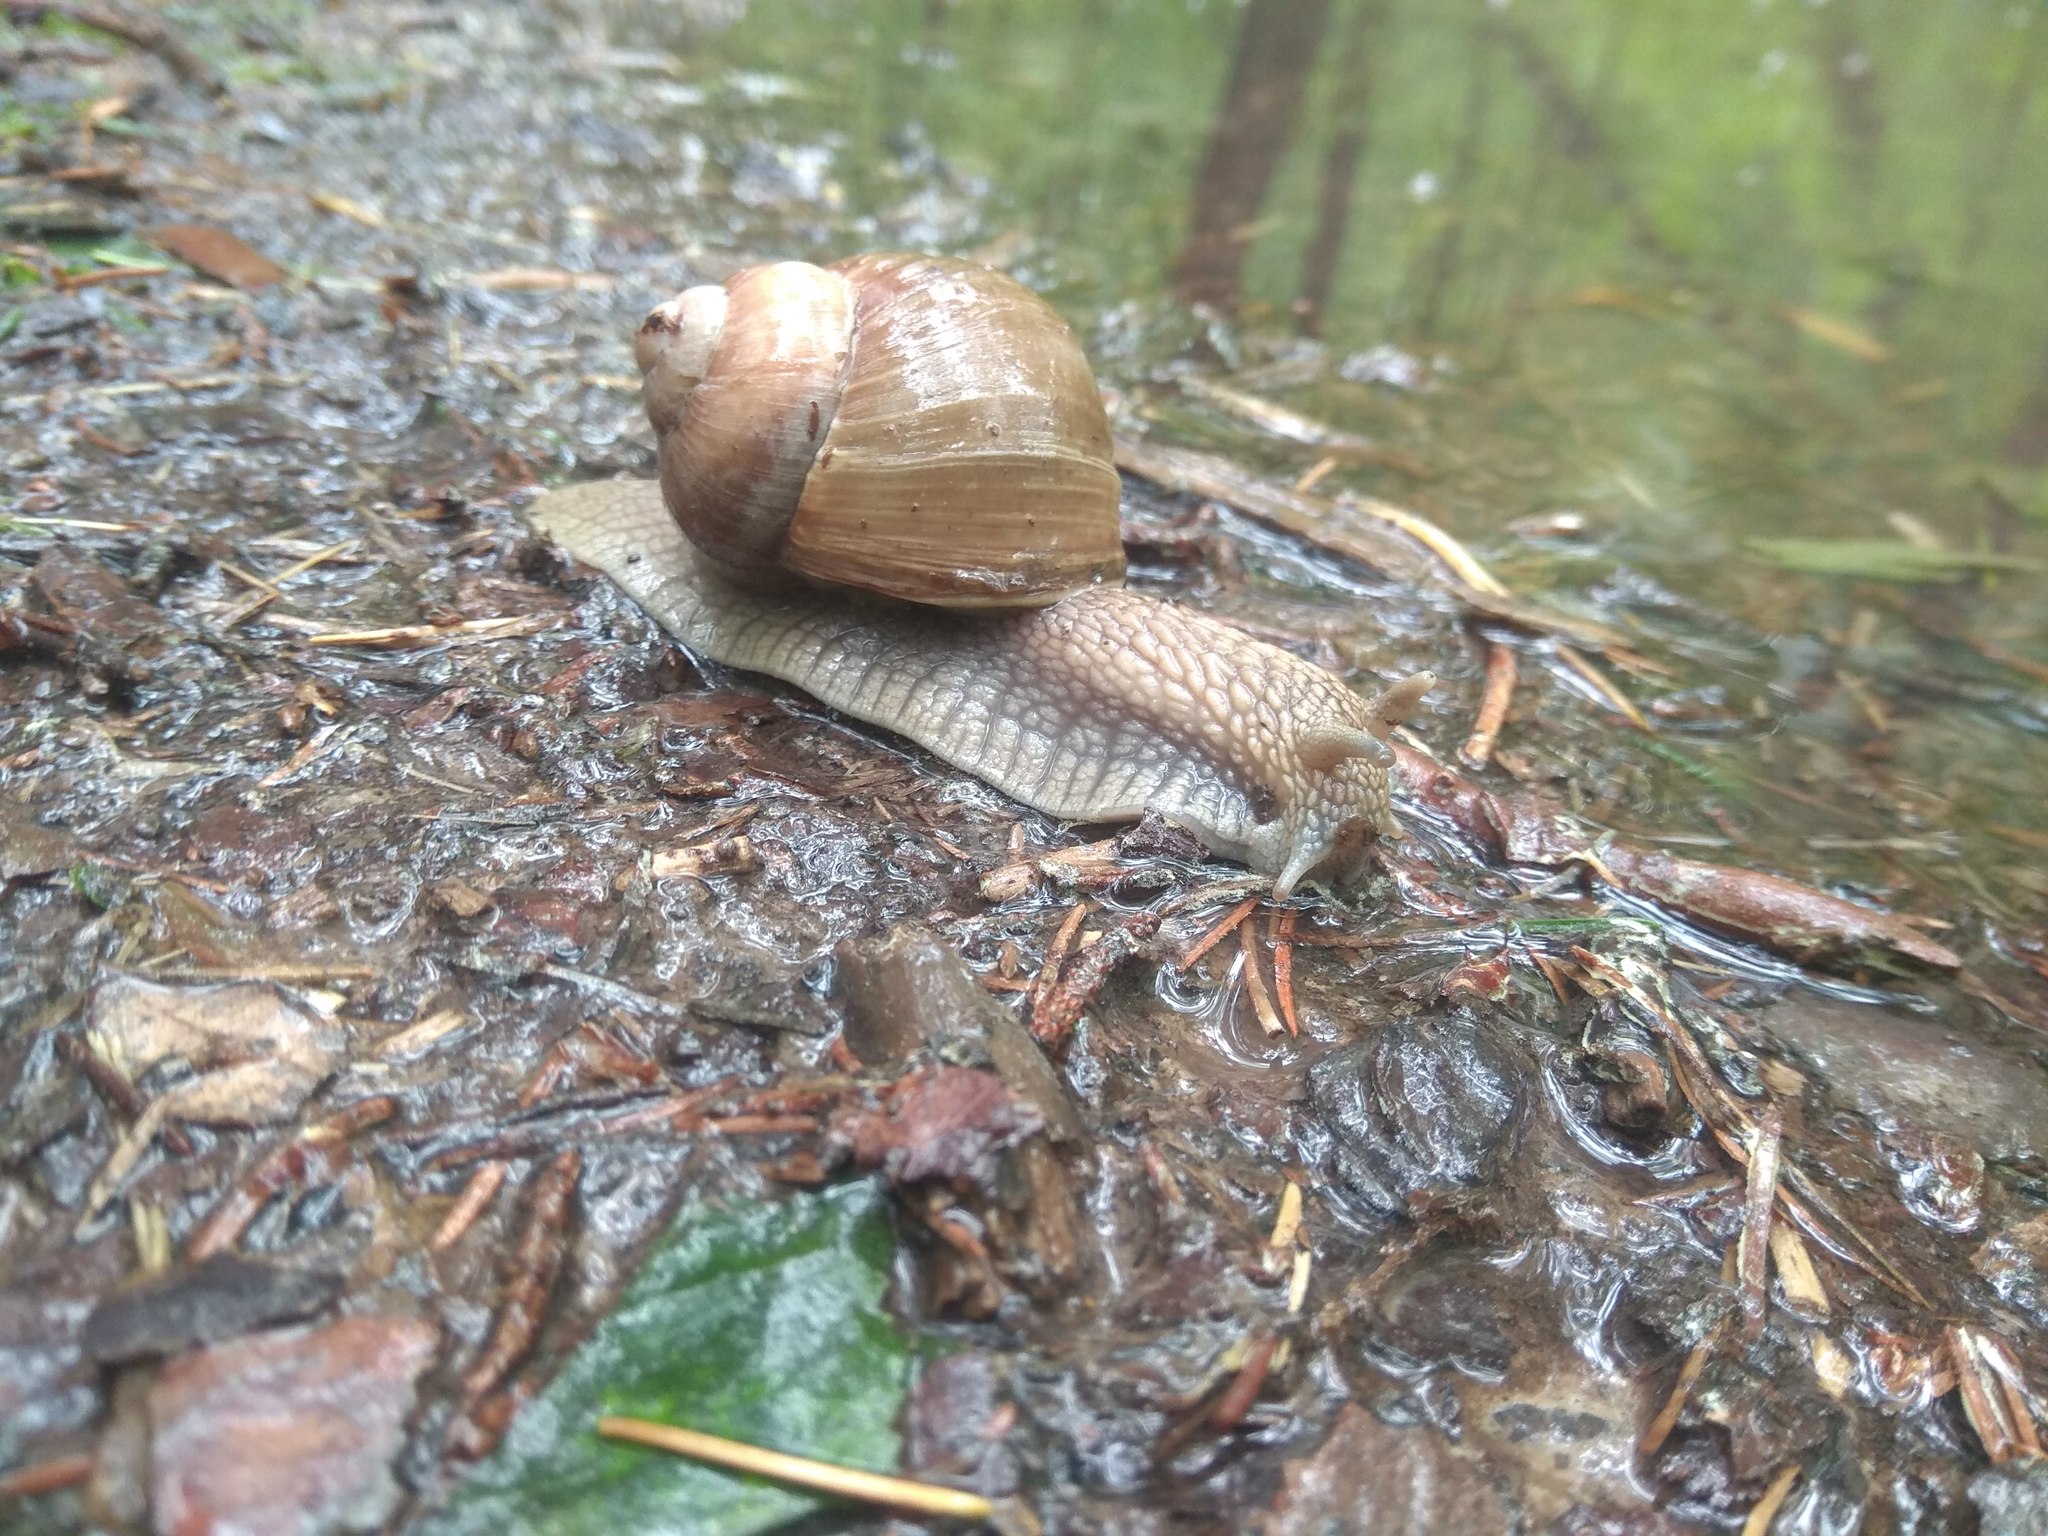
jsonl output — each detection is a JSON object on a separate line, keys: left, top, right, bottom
{"left": 256, "top": 719, "right": 359, "bottom": 787}
{"left": 1177, "top": 894, "right": 1261, "bottom": 969}
{"left": 1207, "top": 1330, "right": 1280, "bottom": 1429}
{"left": 1337, "top": 488, "right": 1501, "bottom": 592}
{"left": 300, "top": 613, "right": 560, "bottom": 648}
{"left": 1027, "top": 901, "right": 1092, "bottom": 1022}
{"left": 1239, "top": 920, "right": 1285, "bottom": 1036}
{"left": 1639, "top": 1318, "right": 1723, "bottom": 1458}
{"left": 536, "top": 963, "right": 692, "bottom": 1023}
{"left": 460, "top": 1149, "right": 581, "bottom": 1408}
{"left": 54, "top": 263, "right": 171, "bottom": 291}
{"left": 187, "top": 1098, "right": 394, "bottom": 1260}
{"left": 219, "top": 538, "right": 358, "bottom": 629}
{"left": 597, "top": 1417, "right": 995, "bottom": 1520}
{"left": 1268, "top": 1179, "right": 1303, "bottom": 1251}
{"left": 700, "top": 1113, "right": 819, "bottom": 1135}
{"left": 1947, "top": 1326, "right": 2045, "bottom": 1464}
{"left": 1460, "top": 640, "right": 1518, "bottom": 767}
{"left": 54, "top": 1032, "right": 194, "bottom": 1155}
{"left": 72, "top": 415, "right": 149, "bottom": 456}
{"left": 1738, "top": 1101, "right": 1784, "bottom": 1340}
{"left": 1032, "top": 912, "right": 1158, "bottom": 1047}
{"left": 0, "top": 515, "right": 147, "bottom": 532}
{"left": 1287, "top": 1248, "right": 1311, "bottom": 1314}
{"left": 1741, "top": 1464, "right": 1802, "bottom": 1536}
{"left": 431, "top": 1161, "right": 509, "bottom": 1251}
{"left": 1557, "top": 642, "right": 1652, "bottom": 732}
{"left": 1155, "top": 875, "right": 1269, "bottom": 918}
{"left": 1270, "top": 910, "right": 1299, "bottom": 1036}
{"left": 0, "top": 1452, "right": 94, "bottom": 1499}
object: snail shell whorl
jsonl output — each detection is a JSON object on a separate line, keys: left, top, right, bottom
{"left": 639, "top": 262, "right": 853, "bottom": 588}
{"left": 636, "top": 253, "right": 1126, "bottom": 608}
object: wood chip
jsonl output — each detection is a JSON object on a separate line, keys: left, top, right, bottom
{"left": 1269, "top": 1179, "right": 1303, "bottom": 1251}
{"left": 1810, "top": 1332, "right": 1853, "bottom": 1399}
{"left": 648, "top": 836, "right": 755, "bottom": 880}
{"left": 978, "top": 835, "right": 1124, "bottom": 902}
{"left": 1286, "top": 1247, "right": 1311, "bottom": 1315}
{"left": 308, "top": 192, "right": 388, "bottom": 228}
{"left": 375, "top": 1007, "right": 472, "bottom": 1060}
{"left": 1768, "top": 1222, "right": 1829, "bottom": 1317}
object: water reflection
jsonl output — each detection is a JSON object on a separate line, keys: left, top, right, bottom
{"left": 616, "top": 2, "right": 2047, "bottom": 517}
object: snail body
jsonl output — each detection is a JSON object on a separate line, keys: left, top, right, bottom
{"left": 531, "top": 254, "right": 1432, "bottom": 898}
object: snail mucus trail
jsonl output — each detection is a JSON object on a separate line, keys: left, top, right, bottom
{"left": 528, "top": 253, "right": 1435, "bottom": 898}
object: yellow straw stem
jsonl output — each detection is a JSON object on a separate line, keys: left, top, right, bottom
{"left": 596, "top": 1416, "right": 995, "bottom": 1521}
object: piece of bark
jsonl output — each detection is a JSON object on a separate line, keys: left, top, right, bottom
{"left": 845, "top": 1066, "right": 1039, "bottom": 1188}
{"left": 836, "top": 922, "right": 1084, "bottom": 1142}
{"left": 149, "top": 1315, "right": 438, "bottom": 1536}
{"left": 84, "top": 1254, "right": 344, "bottom": 1363}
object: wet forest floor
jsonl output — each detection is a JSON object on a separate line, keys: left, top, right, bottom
{"left": 6, "top": 4, "right": 2048, "bottom": 1534}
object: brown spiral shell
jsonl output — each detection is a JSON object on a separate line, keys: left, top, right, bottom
{"left": 634, "top": 253, "right": 1126, "bottom": 608}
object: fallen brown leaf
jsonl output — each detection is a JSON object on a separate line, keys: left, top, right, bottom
{"left": 149, "top": 225, "right": 289, "bottom": 290}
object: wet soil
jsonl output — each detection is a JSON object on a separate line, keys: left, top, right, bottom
{"left": 5, "top": 4, "right": 2048, "bottom": 1534}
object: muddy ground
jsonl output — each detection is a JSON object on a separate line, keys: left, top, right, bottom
{"left": 6, "top": 4, "right": 2048, "bottom": 1534}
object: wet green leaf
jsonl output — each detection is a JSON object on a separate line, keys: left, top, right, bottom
{"left": 1744, "top": 538, "right": 2044, "bottom": 582}
{"left": 89, "top": 236, "right": 168, "bottom": 270}
{"left": 424, "top": 1178, "right": 909, "bottom": 1536}
{"left": 68, "top": 860, "right": 131, "bottom": 910}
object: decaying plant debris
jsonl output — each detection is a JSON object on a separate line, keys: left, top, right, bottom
{"left": 6, "top": 4, "right": 2048, "bottom": 1535}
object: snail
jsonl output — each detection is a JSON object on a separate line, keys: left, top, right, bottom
{"left": 528, "top": 253, "right": 1434, "bottom": 898}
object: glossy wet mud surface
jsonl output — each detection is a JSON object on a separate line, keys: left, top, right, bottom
{"left": 3, "top": 2, "right": 2047, "bottom": 1532}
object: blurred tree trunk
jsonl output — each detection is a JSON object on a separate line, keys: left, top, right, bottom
{"left": 1174, "top": 0, "right": 1332, "bottom": 317}
{"left": 1295, "top": 0, "right": 1387, "bottom": 336}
